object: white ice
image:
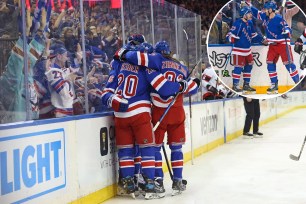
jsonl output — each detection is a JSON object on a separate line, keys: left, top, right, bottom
{"left": 103, "top": 109, "right": 306, "bottom": 204}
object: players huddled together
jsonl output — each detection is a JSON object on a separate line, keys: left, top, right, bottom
{"left": 97, "top": 34, "right": 200, "bottom": 199}
{"left": 220, "top": 0, "right": 304, "bottom": 95}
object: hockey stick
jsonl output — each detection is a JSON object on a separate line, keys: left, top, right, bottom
{"left": 289, "top": 135, "right": 306, "bottom": 161}
{"left": 162, "top": 144, "right": 187, "bottom": 185}
{"left": 183, "top": 28, "right": 194, "bottom": 165}
{"left": 152, "top": 55, "right": 203, "bottom": 132}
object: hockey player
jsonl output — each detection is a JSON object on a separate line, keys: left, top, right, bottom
{"left": 122, "top": 40, "right": 200, "bottom": 196}
{"left": 201, "top": 65, "right": 220, "bottom": 100}
{"left": 226, "top": 6, "right": 267, "bottom": 95}
{"left": 101, "top": 43, "right": 187, "bottom": 199}
{"left": 251, "top": 1, "right": 299, "bottom": 94}
{"left": 45, "top": 47, "right": 75, "bottom": 117}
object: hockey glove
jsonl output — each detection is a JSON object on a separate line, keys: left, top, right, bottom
{"left": 193, "top": 78, "right": 201, "bottom": 87}
{"left": 262, "top": 36, "right": 269, "bottom": 46}
{"left": 294, "top": 38, "right": 303, "bottom": 54}
{"left": 107, "top": 94, "right": 129, "bottom": 112}
{"left": 206, "top": 84, "right": 218, "bottom": 94}
{"left": 113, "top": 48, "right": 129, "bottom": 61}
{"left": 178, "top": 80, "right": 188, "bottom": 94}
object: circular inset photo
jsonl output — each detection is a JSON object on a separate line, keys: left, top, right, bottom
{"left": 207, "top": 0, "right": 306, "bottom": 99}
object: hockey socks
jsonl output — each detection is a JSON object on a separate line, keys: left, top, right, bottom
{"left": 118, "top": 147, "right": 135, "bottom": 178}
{"left": 134, "top": 145, "right": 141, "bottom": 175}
{"left": 243, "top": 64, "right": 252, "bottom": 83}
{"left": 154, "top": 146, "right": 164, "bottom": 179}
{"left": 170, "top": 145, "right": 183, "bottom": 180}
{"left": 140, "top": 146, "right": 155, "bottom": 180}
{"left": 267, "top": 63, "right": 278, "bottom": 83}
{"left": 285, "top": 63, "right": 299, "bottom": 84}
{"left": 232, "top": 66, "right": 243, "bottom": 85}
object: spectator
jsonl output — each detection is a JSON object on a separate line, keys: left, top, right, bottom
{"left": 45, "top": 47, "right": 75, "bottom": 118}
{"left": 208, "top": 12, "right": 229, "bottom": 44}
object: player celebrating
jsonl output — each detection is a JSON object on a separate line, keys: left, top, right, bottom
{"left": 123, "top": 40, "right": 200, "bottom": 196}
{"left": 226, "top": 6, "right": 266, "bottom": 95}
{"left": 101, "top": 43, "right": 187, "bottom": 200}
{"left": 251, "top": 1, "right": 299, "bottom": 94}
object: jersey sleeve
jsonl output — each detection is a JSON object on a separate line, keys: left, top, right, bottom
{"left": 125, "top": 51, "right": 162, "bottom": 70}
{"left": 100, "top": 60, "right": 119, "bottom": 106}
{"left": 250, "top": 6, "right": 265, "bottom": 21}
{"left": 145, "top": 68, "right": 180, "bottom": 97}
{"left": 280, "top": 18, "right": 292, "bottom": 34}
{"left": 184, "top": 77, "right": 199, "bottom": 95}
{"left": 202, "top": 72, "right": 211, "bottom": 88}
{"left": 226, "top": 20, "right": 241, "bottom": 43}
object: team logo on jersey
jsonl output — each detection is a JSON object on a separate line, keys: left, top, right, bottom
{"left": 100, "top": 127, "right": 108, "bottom": 156}
{"left": 108, "top": 75, "right": 114, "bottom": 83}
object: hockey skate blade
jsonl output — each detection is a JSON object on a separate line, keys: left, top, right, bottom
{"left": 171, "top": 189, "right": 183, "bottom": 196}
{"left": 117, "top": 189, "right": 136, "bottom": 199}
{"left": 242, "top": 91, "right": 256, "bottom": 95}
{"left": 267, "top": 91, "right": 278, "bottom": 95}
{"left": 144, "top": 192, "right": 161, "bottom": 200}
{"left": 289, "top": 154, "right": 299, "bottom": 161}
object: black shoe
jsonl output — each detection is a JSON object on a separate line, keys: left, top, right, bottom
{"left": 243, "top": 132, "right": 254, "bottom": 139}
{"left": 253, "top": 132, "right": 263, "bottom": 138}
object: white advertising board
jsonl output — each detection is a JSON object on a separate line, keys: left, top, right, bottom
{"left": 208, "top": 45, "right": 303, "bottom": 89}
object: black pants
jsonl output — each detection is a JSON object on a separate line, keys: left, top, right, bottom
{"left": 243, "top": 98, "right": 260, "bottom": 133}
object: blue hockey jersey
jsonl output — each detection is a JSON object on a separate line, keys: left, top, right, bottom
{"left": 226, "top": 18, "right": 264, "bottom": 56}
{"left": 251, "top": 7, "right": 291, "bottom": 44}
{"left": 101, "top": 59, "right": 181, "bottom": 118}
{"left": 125, "top": 51, "right": 199, "bottom": 108}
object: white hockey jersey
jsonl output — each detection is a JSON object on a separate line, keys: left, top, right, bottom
{"left": 45, "top": 64, "right": 74, "bottom": 117}
{"left": 201, "top": 66, "right": 219, "bottom": 99}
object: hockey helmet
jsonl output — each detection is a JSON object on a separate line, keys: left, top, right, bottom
{"left": 139, "top": 42, "right": 154, "bottom": 54}
{"left": 128, "top": 34, "right": 146, "bottom": 45}
{"left": 263, "top": 1, "right": 277, "bottom": 11}
{"left": 239, "top": 6, "right": 252, "bottom": 18}
{"left": 154, "top": 41, "right": 171, "bottom": 55}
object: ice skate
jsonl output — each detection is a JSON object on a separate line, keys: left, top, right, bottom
{"left": 232, "top": 84, "right": 242, "bottom": 93}
{"left": 154, "top": 178, "right": 166, "bottom": 198}
{"left": 172, "top": 179, "right": 187, "bottom": 196}
{"left": 117, "top": 176, "right": 136, "bottom": 199}
{"left": 242, "top": 82, "right": 256, "bottom": 95}
{"left": 267, "top": 81, "right": 278, "bottom": 94}
{"left": 134, "top": 174, "right": 146, "bottom": 197}
{"left": 144, "top": 179, "right": 160, "bottom": 200}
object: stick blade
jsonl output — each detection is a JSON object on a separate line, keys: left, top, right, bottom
{"left": 289, "top": 154, "right": 299, "bottom": 161}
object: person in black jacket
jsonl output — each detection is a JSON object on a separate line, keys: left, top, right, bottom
{"left": 243, "top": 97, "right": 263, "bottom": 139}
